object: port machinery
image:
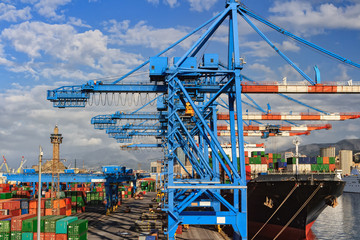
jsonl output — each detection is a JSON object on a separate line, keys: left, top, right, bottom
{"left": 4, "top": 167, "right": 148, "bottom": 214}
{"left": 45, "top": 0, "right": 360, "bottom": 239}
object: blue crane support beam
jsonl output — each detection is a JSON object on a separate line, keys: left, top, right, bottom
{"left": 238, "top": 5, "right": 360, "bottom": 69}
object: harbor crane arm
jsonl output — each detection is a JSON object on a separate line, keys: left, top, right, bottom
{"left": 238, "top": 5, "right": 360, "bottom": 69}
{"left": 2, "top": 156, "right": 10, "bottom": 173}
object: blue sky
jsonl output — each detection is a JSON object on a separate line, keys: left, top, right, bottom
{"left": 1, "top": 0, "right": 360, "bottom": 170}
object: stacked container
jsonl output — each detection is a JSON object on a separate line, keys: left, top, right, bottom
{"left": 68, "top": 219, "right": 88, "bottom": 240}
{"left": 55, "top": 216, "right": 78, "bottom": 240}
{"left": 28, "top": 199, "right": 45, "bottom": 216}
{"left": 65, "top": 191, "right": 86, "bottom": 214}
{"left": 0, "top": 200, "right": 21, "bottom": 217}
{"left": 10, "top": 214, "right": 36, "bottom": 239}
{"left": 0, "top": 215, "right": 12, "bottom": 240}
{"left": 44, "top": 216, "right": 65, "bottom": 240}
{"left": 287, "top": 156, "right": 336, "bottom": 173}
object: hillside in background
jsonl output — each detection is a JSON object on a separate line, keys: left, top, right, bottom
{"left": 283, "top": 139, "right": 360, "bottom": 157}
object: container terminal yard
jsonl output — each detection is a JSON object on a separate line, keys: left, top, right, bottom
{"left": 1, "top": 0, "right": 360, "bottom": 240}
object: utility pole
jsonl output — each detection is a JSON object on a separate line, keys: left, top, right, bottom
{"left": 37, "top": 146, "right": 43, "bottom": 240}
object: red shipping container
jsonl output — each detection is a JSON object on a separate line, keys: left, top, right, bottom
{"left": 11, "top": 213, "right": 36, "bottom": 231}
{"left": 55, "top": 234, "right": 67, "bottom": 240}
{"left": 0, "top": 215, "right": 11, "bottom": 220}
{"left": 33, "top": 232, "right": 45, "bottom": 240}
{"left": 64, "top": 198, "right": 71, "bottom": 205}
{"left": 59, "top": 207, "right": 66, "bottom": 215}
{"left": 29, "top": 208, "right": 45, "bottom": 216}
{"left": 1, "top": 201, "right": 20, "bottom": 210}
{"left": 9, "top": 209, "right": 21, "bottom": 216}
{"left": 246, "top": 165, "right": 251, "bottom": 180}
{"left": 45, "top": 233, "right": 56, "bottom": 240}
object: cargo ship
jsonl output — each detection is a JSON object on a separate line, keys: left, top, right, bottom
{"left": 220, "top": 144, "right": 345, "bottom": 240}
{"left": 247, "top": 173, "right": 345, "bottom": 240}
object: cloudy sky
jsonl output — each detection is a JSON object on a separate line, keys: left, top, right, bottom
{"left": 1, "top": 0, "right": 360, "bottom": 171}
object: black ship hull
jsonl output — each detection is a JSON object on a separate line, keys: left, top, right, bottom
{"left": 247, "top": 174, "right": 345, "bottom": 240}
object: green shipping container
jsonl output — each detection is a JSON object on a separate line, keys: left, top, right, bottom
{"left": 0, "top": 193, "right": 12, "bottom": 200}
{"left": 45, "top": 200, "right": 52, "bottom": 209}
{"left": 68, "top": 219, "right": 88, "bottom": 236}
{"left": 68, "top": 232, "right": 87, "bottom": 240}
{"left": 311, "top": 164, "right": 318, "bottom": 171}
{"left": 0, "top": 232, "right": 10, "bottom": 240}
{"left": 44, "top": 216, "right": 65, "bottom": 233}
{"left": 317, "top": 157, "right": 323, "bottom": 164}
{"left": 22, "top": 216, "right": 51, "bottom": 232}
{"left": 21, "top": 232, "right": 33, "bottom": 240}
{"left": 329, "top": 157, "right": 336, "bottom": 164}
{"left": 55, "top": 216, "right": 78, "bottom": 234}
{"left": 0, "top": 220, "right": 10, "bottom": 233}
{"left": 10, "top": 231, "right": 21, "bottom": 240}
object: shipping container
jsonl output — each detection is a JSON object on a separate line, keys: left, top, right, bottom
{"left": 55, "top": 216, "right": 78, "bottom": 234}
{"left": 10, "top": 231, "right": 21, "bottom": 240}
{"left": 22, "top": 232, "right": 33, "bottom": 240}
{"left": 55, "top": 234, "right": 67, "bottom": 240}
{"left": 67, "top": 219, "right": 88, "bottom": 236}
{"left": 11, "top": 214, "right": 36, "bottom": 231}
{"left": 44, "top": 216, "right": 65, "bottom": 233}
{"left": 67, "top": 232, "right": 87, "bottom": 240}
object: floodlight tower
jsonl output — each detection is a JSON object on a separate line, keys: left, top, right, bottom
{"left": 293, "top": 138, "right": 301, "bottom": 175}
{"left": 50, "top": 125, "right": 63, "bottom": 200}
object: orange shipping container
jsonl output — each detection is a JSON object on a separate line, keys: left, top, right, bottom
{"left": 29, "top": 199, "right": 45, "bottom": 209}
{"left": 33, "top": 232, "right": 45, "bottom": 240}
{"left": 55, "top": 234, "right": 67, "bottom": 240}
{"left": 44, "top": 233, "right": 56, "bottom": 240}
{"left": 329, "top": 164, "right": 336, "bottom": 171}
{"left": 59, "top": 199, "right": 65, "bottom": 208}
{"left": 66, "top": 209, "right": 71, "bottom": 216}
{"left": 323, "top": 157, "right": 329, "bottom": 164}
{"left": 53, "top": 200, "right": 60, "bottom": 208}
{"left": 45, "top": 208, "right": 53, "bottom": 216}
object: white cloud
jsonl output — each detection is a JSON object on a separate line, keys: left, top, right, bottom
{"left": 67, "top": 17, "right": 91, "bottom": 28}
{"left": 1, "top": 21, "right": 144, "bottom": 80}
{"left": 146, "top": 0, "right": 217, "bottom": 12}
{"left": 104, "top": 19, "right": 193, "bottom": 51}
{"left": 34, "top": 0, "right": 72, "bottom": 20}
{"left": 0, "top": 43, "right": 13, "bottom": 67}
{"left": 187, "top": 0, "right": 218, "bottom": 12}
{"left": 164, "top": 0, "right": 178, "bottom": 8}
{"left": 269, "top": 1, "right": 360, "bottom": 35}
{"left": 248, "top": 63, "right": 275, "bottom": 75}
{"left": 280, "top": 40, "right": 300, "bottom": 52}
{"left": 0, "top": 3, "right": 32, "bottom": 22}
{"left": 146, "top": 0, "right": 160, "bottom": 4}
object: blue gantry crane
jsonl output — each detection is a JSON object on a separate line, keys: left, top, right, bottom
{"left": 46, "top": 1, "right": 360, "bottom": 239}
